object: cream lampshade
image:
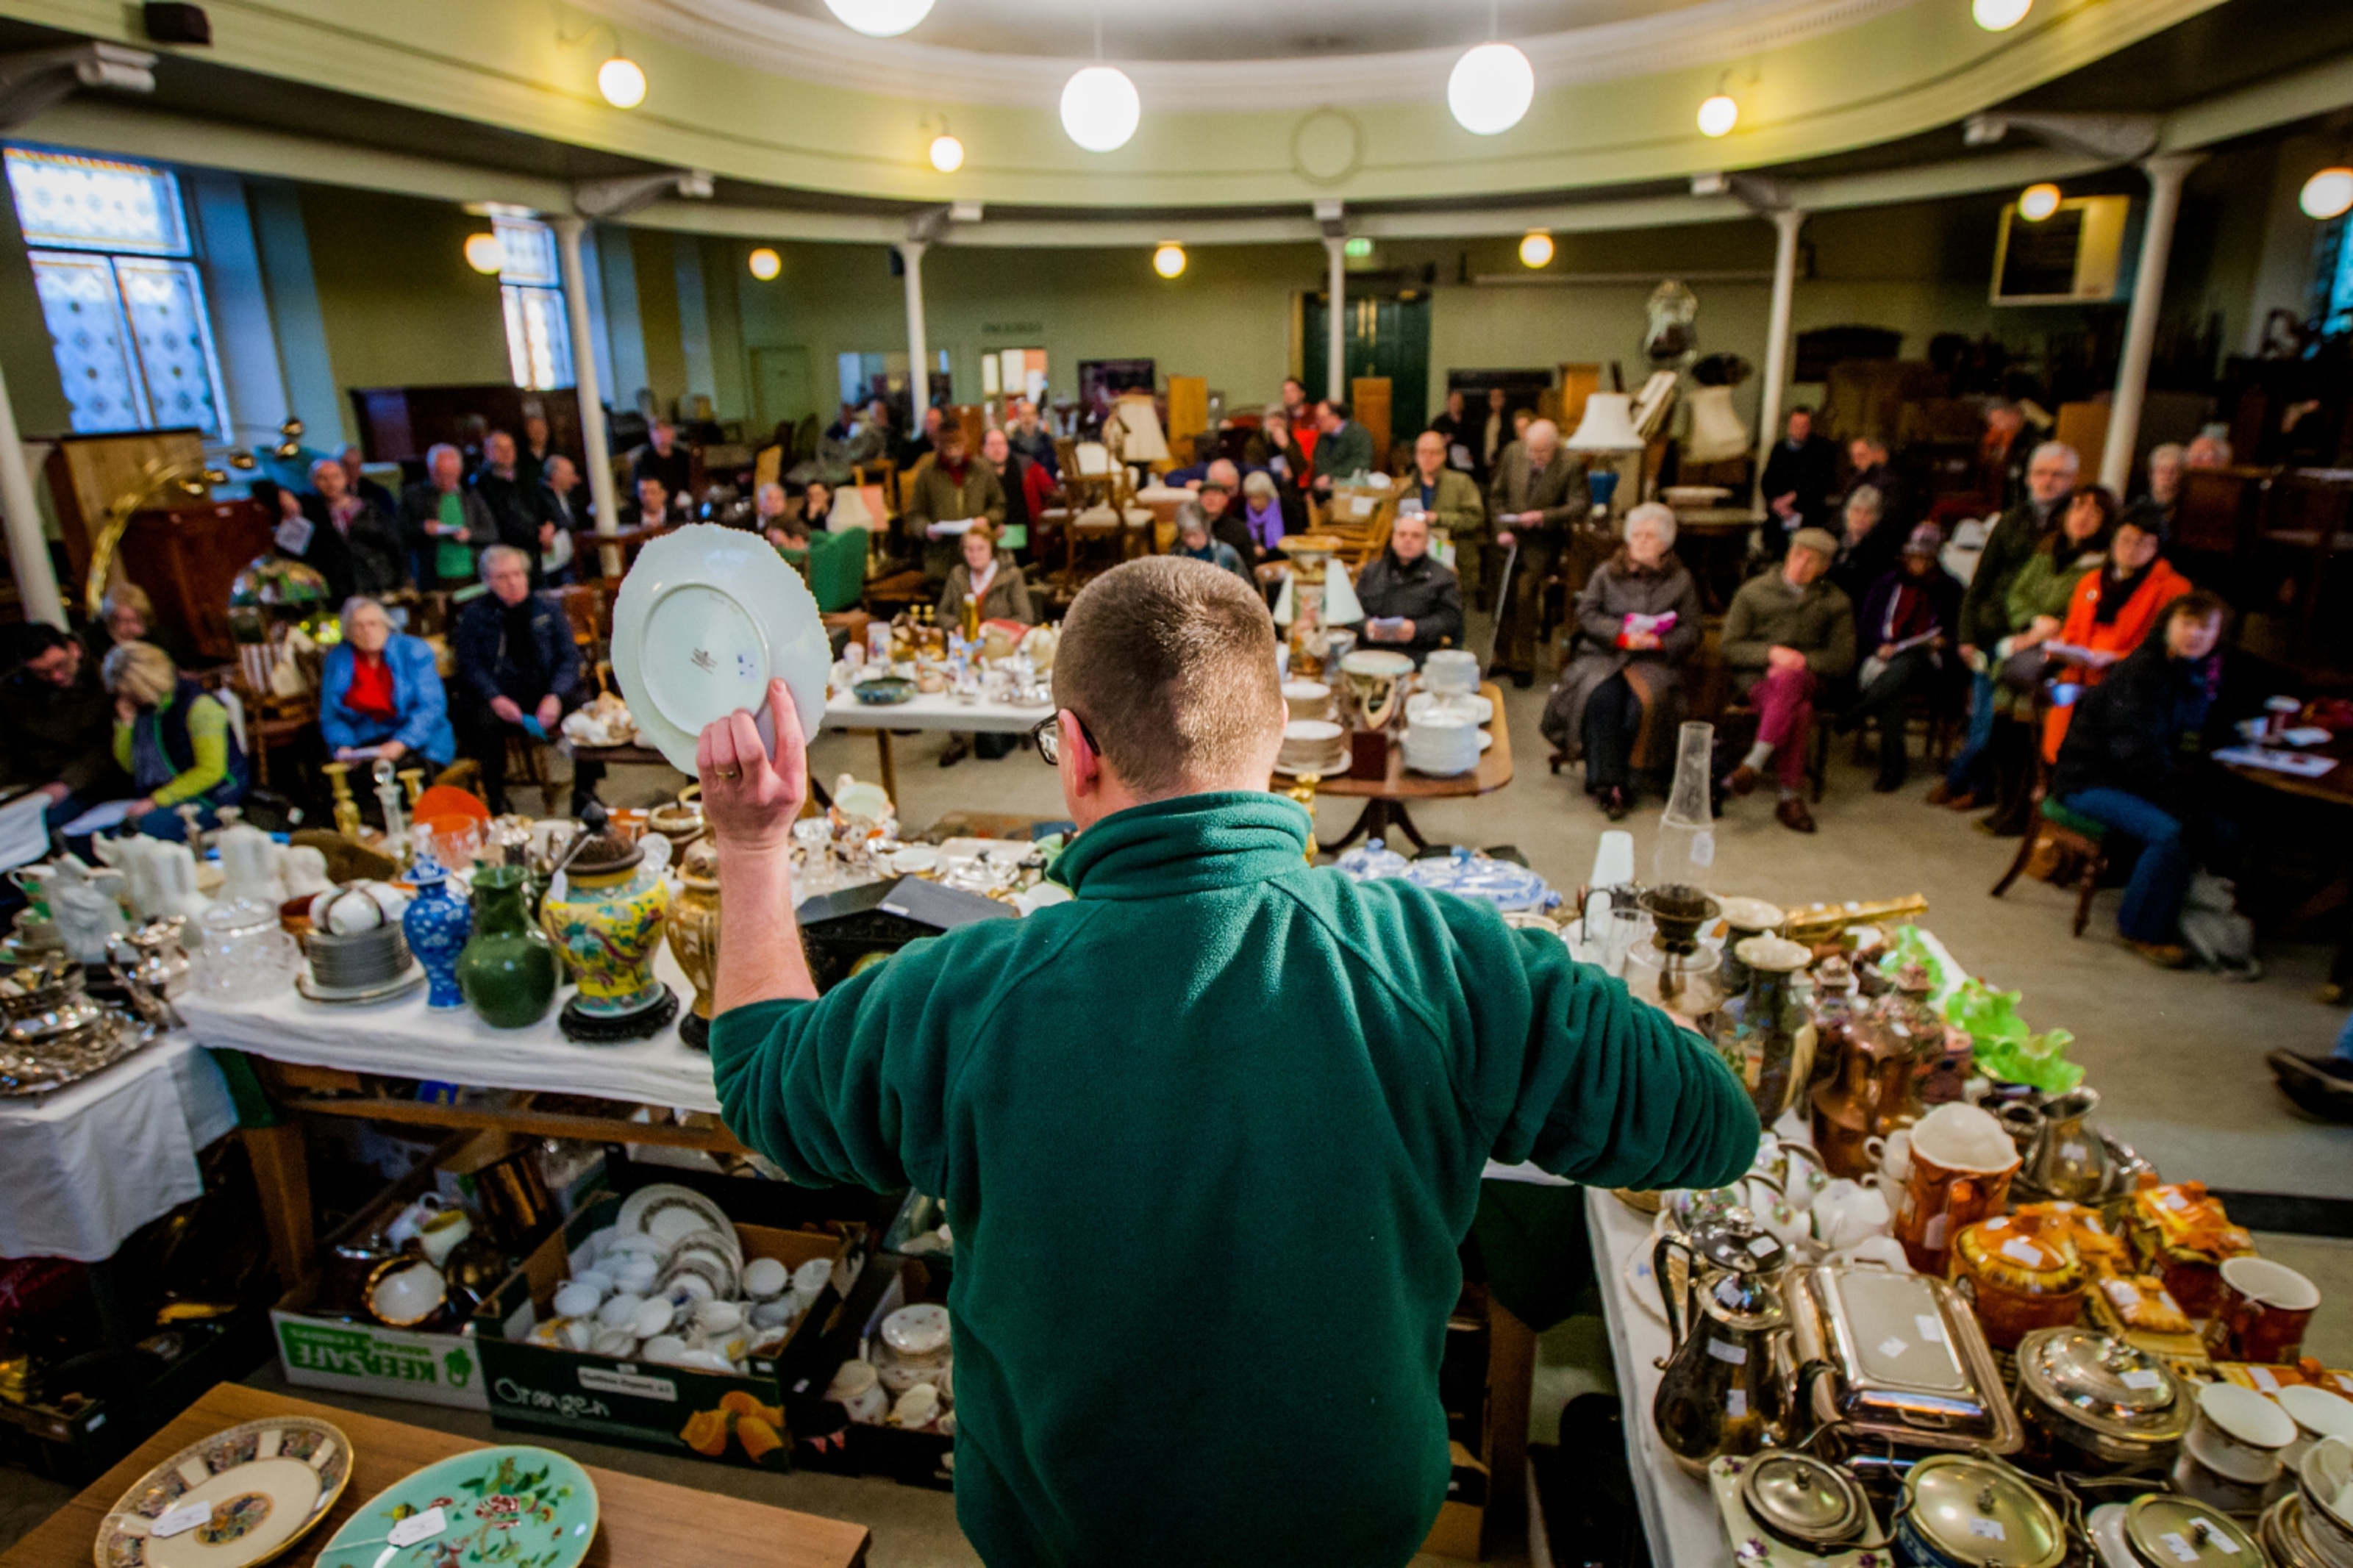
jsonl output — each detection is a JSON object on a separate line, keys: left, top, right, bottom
{"left": 1565, "top": 393, "right": 1646, "bottom": 452}
{"left": 1107, "top": 393, "right": 1169, "bottom": 462}
{"left": 1321, "top": 561, "right": 1364, "bottom": 625}
{"left": 1684, "top": 385, "right": 1751, "bottom": 463}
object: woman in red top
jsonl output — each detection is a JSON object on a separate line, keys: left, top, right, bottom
{"left": 2040, "top": 506, "right": 2191, "bottom": 762}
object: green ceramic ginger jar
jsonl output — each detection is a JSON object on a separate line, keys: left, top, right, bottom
{"left": 457, "top": 864, "right": 559, "bottom": 1028}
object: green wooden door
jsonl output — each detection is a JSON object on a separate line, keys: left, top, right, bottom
{"left": 1304, "top": 290, "right": 1431, "bottom": 435}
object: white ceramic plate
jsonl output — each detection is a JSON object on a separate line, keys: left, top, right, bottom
{"left": 96, "top": 1415, "right": 352, "bottom": 1568}
{"left": 1406, "top": 691, "right": 1494, "bottom": 725}
{"left": 611, "top": 525, "right": 832, "bottom": 775}
{"left": 617, "top": 1183, "right": 740, "bottom": 1261}
{"left": 1339, "top": 649, "right": 1415, "bottom": 679}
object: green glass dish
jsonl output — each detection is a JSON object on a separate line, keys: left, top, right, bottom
{"left": 456, "top": 866, "right": 560, "bottom": 1028}
{"left": 313, "top": 1445, "right": 596, "bottom": 1568}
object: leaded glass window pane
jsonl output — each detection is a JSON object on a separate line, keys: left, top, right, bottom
{"left": 502, "top": 284, "right": 572, "bottom": 391}
{"left": 5, "top": 148, "right": 188, "bottom": 255}
{"left": 29, "top": 249, "right": 148, "bottom": 431}
{"left": 117, "top": 256, "right": 226, "bottom": 436}
{"left": 493, "top": 215, "right": 560, "bottom": 286}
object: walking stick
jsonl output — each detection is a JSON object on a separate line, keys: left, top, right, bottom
{"left": 1483, "top": 539, "right": 1520, "bottom": 671}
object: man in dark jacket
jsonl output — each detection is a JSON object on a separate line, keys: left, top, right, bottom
{"left": 399, "top": 443, "right": 498, "bottom": 590}
{"left": 1309, "top": 399, "right": 1377, "bottom": 498}
{"left": 699, "top": 556, "right": 1757, "bottom": 1568}
{"left": 1843, "top": 436, "right": 1906, "bottom": 532}
{"left": 0, "top": 625, "right": 129, "bottom": 827}
{"left": 1759, "top": 407, "right": 1838, "bottom": 556}
{"left": 1488, "top": 419, "right": 1590, "bottom": 685}
{"left": 296, "top": 457, "right": 408, "bottom": 603}
{"left": 450, "top": 545, "right": 597, "bottom": 815}
{"left": 338, "top": 445, "right": 399, "bottom": 519}
{"left": 2052, "top": 591, "right": 2238, "bottom": 967}
{"left": 1354, "top": 511, "right": 1464, "bottom": 667}
{"left": 1826, "top": 485, "right": 1904, "bottom": 632}
{"left": 472, "top": 430, "right": 556, "bottom": 579}
{"left": 632, "top": 419, "right": 691, "bottom": 500}
{"left": 1835, "top": 524, "right": 1962, "bottom": 793}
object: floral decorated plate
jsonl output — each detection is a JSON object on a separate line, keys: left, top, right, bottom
{"left": 616, "top": 1183, "right": 739, "bottom": 1261}
{"left": 94, "top": 1414, "right": 351, "bottom": 1568}
{"left": 313, "top": 1446, "right": 596, "bottom": 1568}
{"left": 611, "top": 525, "right": 829, "bottom": 775}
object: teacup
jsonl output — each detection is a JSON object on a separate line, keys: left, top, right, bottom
{"left": 1864, "top": 1128, "right": 1912, "bottom": 1186}
{"left": 2279, "top": 1386, "right": 2353, "bottom": 1470}
{"left": 384, "top": 1193, "right": 449, "bottom": 1250}
{"left": 2203, "top": 1256, "right": 2321, "bottom": 1366}
{"left": 1890, "top": 1102, "right": 2018, "bottom": 1274}
{"left": 1811, "top": 1177, "right": 1892, "bottom": 1252}
{"left": 1752, "top": 1139, "right": 1829, "bottom": 1214}
{"left": 828, "top": 1358, "right": 890, "bottom": 1424}
{"left": 2299, "top": 1436, "right": 2353, "bottom": 1568}
{"left": 2189, "top": 1381, "right": 2298, "bottom": 1486}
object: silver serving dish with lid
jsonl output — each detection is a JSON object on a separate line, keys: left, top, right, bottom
{"left": 2013, "top": 1327, "right": 2188, "bottom": 1470}
{"left": 1738, "top": 1448, "right": 1877, "bottom": 1552}
{"left": 2090, "top": 1494, "right": 2265, "bottom": 1568}
{"left": 1786, "top": 1264, "right": 2024, "bottom": 1458}
{"left": 1894, "top": 1452, "right": 2066, "bottom": 1568}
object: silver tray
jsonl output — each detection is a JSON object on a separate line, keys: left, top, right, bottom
{"left": 1786, "top": 1263, "right": 2024, "bottom": 1456}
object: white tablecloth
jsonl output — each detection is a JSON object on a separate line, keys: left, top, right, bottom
{"left": 0, "top": 1035, "right": 238, "bottom": 1262}
{"left": 0, "top": 788, "right": 50, "bottom": 873}
{"left": 179, "top": 945, "right": 724, "bottom": 1115}
{"left": 823, "top": 690, "right": 1054, "bottom": 736}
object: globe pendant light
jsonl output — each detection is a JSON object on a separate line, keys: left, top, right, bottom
{"left": 1697, "top": 93, "right": 1738, "bottom": 138}
{"left": 1153, "top": 243, "right": 1187, "bottom": 279}
{"left": 929, "top": 132, "right": 965, "bottom": 173}
{"left": 748, "top": 247, "right": 781, "bottom": 281}
{"left": 597, "top": 54, "right": 646, "bottom": 108}
{"left": 1518, "top": 232, "right": 1554, "bottom": 268}
{"left": 1061, "top": 65, "right": 1140, "bottom": 153}
{"left": 2017, "top": 182, "right": 2062, "bottom": 222}
{"left": 464, "top": 232, "right": 504, "bottom": 274}
{"left": 1973, "top": 0, "right": 2031, "bottom": 29}
{"left": 824, "top": 0, "right": 935, "bottom": 37}
{"left": 2300, "top": 167, "right": 2353, "bottom": 221}
{"left": 1448, "top": 42, "right": 1534, "bottom": 136}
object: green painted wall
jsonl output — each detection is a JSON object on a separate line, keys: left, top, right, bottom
{"left": 629, "top": 227, "right": 687, "bottom": 417}
{"left": 298, "top": 185, "right": 507, "bottom": 424}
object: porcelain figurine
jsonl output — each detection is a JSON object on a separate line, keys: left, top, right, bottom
{"left": 48, "top": 855, "right": 129, "bottom": 962}
{"left": 539, "top": 804, "right": 676, "bottom": 1042}
{"left": 403, "top": 865, "right": 473, "bottom": 1009}
{"left": 212, "top": 806, "right": 286, "bottom": 909}
{"left": 666, "top": 838, "right": 720, "bottom": 1049}
{"left": 280, "top": 844, "right": 334, "bottom": 900}
{"left": 455, "top": 864, "right": 558, "bottom": 1028}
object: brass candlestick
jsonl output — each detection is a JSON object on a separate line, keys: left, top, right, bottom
{"left": 321, "top": 762, "right": 362, "bottom": 840}
{"left": 398, "top": 768, "right": 426, "bottom": 806}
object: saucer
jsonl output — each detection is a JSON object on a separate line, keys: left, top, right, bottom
{"left": 297, "top": 963, "right": 426, "bottom": 1006}
{"left": 612, "top": 525, "right": 831, "bottom": 774}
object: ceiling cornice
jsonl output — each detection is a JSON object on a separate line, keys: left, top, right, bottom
{"left": 571, "top": 0, "right": 1924, "bottom": 112}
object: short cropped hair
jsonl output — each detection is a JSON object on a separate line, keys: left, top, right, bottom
{"left": 479, "top": 544, "right": 531, "bottom": 579}
{"left": 1624, "top": 501, "right": 1678, "bottom": 548}
{"left": 2169, "top": 588, "right": 2232, "bottom": 636}
{"left": 1052, "top": 557, "right": 1286, "bottom": 800}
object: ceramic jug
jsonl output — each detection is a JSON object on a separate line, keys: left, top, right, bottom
{"left": 213, "top": 806, "right": 286, "bottom": 909}
{"left": 538, "top": 807, "right": 674, "bottom": 1039}
{"left": 2023, "top": 1087, "right": 2110, "bottom": 1203}
{"left": 1653, "top": 1214, "right": 1791, "bottom": 1475}
{"left": 666, "top": 839, "right": 721, "bottom": 1049}
{"left": 403, "top": 867, "right": 473, "bottom": 1009}
{"left": 456, "top": 865, "right": 558, "bottom": 1028}
{"left": 141, "top": 838, "right": 214, "bottom": 933}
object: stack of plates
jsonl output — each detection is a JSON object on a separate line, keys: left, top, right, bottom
{"left": 1406, "top": 691, "right": 1493, "bottom": 726}
{"left": 1404, "top": 709, "right": 1481, "bottom": 776}
{"left": 1278, "top": 719, "right": 1348, "bottom": 776}
{"left": 1282, "top": 679, "right": 1335, "bottom": 723}
{"left": 1424, "top": 649, "right": 1480, "bottom": 696}
{"left": 300, "top": 925, "right": 423, "bottom": 1003}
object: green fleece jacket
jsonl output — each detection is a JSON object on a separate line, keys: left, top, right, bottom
{"left": 713, "top": 793, "right": 1755, "bottom": 1568}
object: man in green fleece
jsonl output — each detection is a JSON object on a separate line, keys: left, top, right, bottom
{"left": 699, "top": 558, "right": 1757, "bottom": 1568}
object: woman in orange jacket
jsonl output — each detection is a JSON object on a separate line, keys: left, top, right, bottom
{"left": 2040, "top": 505, "right": 2191, "bottom": 762}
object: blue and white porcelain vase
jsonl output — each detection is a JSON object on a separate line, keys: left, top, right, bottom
{"left": 401, "top": 865, "right": 472, "bottom": 1009}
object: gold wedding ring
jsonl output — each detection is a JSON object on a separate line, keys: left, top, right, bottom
{"left": 715, "top": 767, "right": 742, "bottom": 781}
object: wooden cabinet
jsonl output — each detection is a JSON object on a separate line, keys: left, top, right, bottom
{"left": 119, "top": 500, "right": 274, "bottom": 661}
{"left": 348, "top": 384, "right": 585, "bottom": 467}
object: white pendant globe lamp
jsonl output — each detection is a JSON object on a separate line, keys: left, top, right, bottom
{"left": 1153, "top": 243, "right": 1187, "bottom": 279}
{"left": 1565, "top": 393, "right": 1645, "bottom": 452}
{"left": 596, "top": 54, "right": 646, "bottom": 108}
{"left": 2017, "top": 182, "right": 2062, "bottom": 222}
{"left": 1518, "top": 232, "right": 1554, "bottom": 269}
{"left": 929, "top": 126, "right": 965, "bottom": 173}
{"left": 824, "top": 0, "right": 935, "bottom": 37}
{"left": 1062, "top": 65, "right": 1140, "bottom": 152}
{"left": 748, "top": 247, "right": 781, "bottom": 282}
{"left": 1697, "top": 91, "right": 1738, "bottom": 139}
{"left": 2300, "top": 167, "right": 2353, "bottom": 221}
{"left": 1972, "top": 0, "right": 2031, "bottom": 29}
{"left": 1449, "top": 42, "right": 1534, "bottom": 136}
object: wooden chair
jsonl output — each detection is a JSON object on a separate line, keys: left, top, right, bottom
{"left": 1989, "top": 684, "right": 2109, "bottom": 936}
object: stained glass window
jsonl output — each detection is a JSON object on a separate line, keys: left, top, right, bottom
{"left": 6, "top": 147, "right": 227, "bottom": 437}
{"left": 493, "top": 215, "right": 572, "bottom": 390}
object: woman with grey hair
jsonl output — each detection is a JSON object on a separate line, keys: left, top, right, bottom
{"left": 318, "top": 595, "right": 455, "bottom": 767}
{"left": 1827, "top": 483, "right": 1899, "bottom": 611}
{"left": 1172, "top": 501, "right": 1253, "bottom": 586}
{"left": 1540, "top": 502, "right": 1703, "bottom": 820}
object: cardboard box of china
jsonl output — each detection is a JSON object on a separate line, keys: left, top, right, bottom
{"left": 270, "top": 1133, "right": 570, "bottom": 1414}
{"left": 473, "top": 1186, "right": 864, "bottom": 1469}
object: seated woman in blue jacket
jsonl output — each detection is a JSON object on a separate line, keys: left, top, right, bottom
{"left": 319, "top": 596, "right": 456, "bottom": 769}
{"left": 101, "top": 641, "right": 249, "bottom": 840}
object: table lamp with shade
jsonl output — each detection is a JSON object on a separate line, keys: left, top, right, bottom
{"left": 1565, "top": 392, "right": 1646, "bottom": 519}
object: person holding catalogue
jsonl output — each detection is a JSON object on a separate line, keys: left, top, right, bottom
{"left": 696, "top": 557, "right": 1757, "bottom": 1568}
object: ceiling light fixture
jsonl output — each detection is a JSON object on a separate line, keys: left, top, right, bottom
{"left": 596, "top": 54, "right": 646, "bottom": 108}
{"left": 748, "top": 247, "right": 781, "bottom": 281}
{"left": 1518, "top": 232, "right": 1554, "bottom": 268}
{"left": 2300, "top": 166, "right": 2353, "bottom": 221}
{"left": 929, "top": 130, "right": 965, "bottom": 173}
{"left": 1697, "top": 91, "right": 1738, "bottom": 139}
{"left": 1153, "top": 243, "right": 1186, "bottom": 279}
{"left": 824, "top": 0, "right": 935, "bottom": 37}
{"left": 464, "top": 232, "right": 505, "bottom": 274}
{"left": 2017, "top": 182, "right": 2062, "bottom": 221}
{"left": 1448, "top": 43, "right": 1534, "bottom": 137}
{"left": 1972, "top": 0, "right": 2031, "bottom": 29}
{"left": 1062, "top": 65, "right": 1140, "bottom": 153}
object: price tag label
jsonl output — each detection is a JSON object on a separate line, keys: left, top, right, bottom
{"left": 2249, "top": 1366, "right": 2280, "bottom": 1392}
{"left": 2158, "top": 1531, "right": 2202, "bottom": 1563}
{"left": 2158, "top": 1189, "right": 2189, "bottom": 1211}
{"left": 1915, "top": 1314, "right": 1946, "bottom": 1345}
{"left": 151, "top": 1502, "right": 212, "bottom": 1540}
{"left": 1968, "top": 1518, "right": 2007, "bottom": 1542}
{"left": 2119, "top": 1369, "right": 2163, "bottom": 1391}
{"left": 388, "top": 1507, "right": 447, "bottom": 1548}
{"left": 1879, "top": 1336, "right": 1909, "bottom": 1360}
{"left": 1747, "top": 1235, "right": 1779, "bottom": 1257}
{"left": 1727, "top": 1388, "right": 1748, "bottom": 1419}
{"left": 1707, "top": 1339, "right": 1749, "bottom": 1366}
{"left": 2060, "top": 1142, "right": 2088, "bottom": 1162}
{"left": 2000, "top": 1236, "right": 2046, "bottom": 1267}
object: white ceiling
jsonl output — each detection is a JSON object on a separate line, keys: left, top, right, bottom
{"left": 757, "top": 0, "right": 1722, "bottom": 62}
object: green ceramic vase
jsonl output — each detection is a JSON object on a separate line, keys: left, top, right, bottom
{"left": 457, "top": 865, "right": 559, "bottom": 1028}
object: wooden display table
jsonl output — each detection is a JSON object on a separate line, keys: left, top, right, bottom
{"left": 1288, "top": 681, "right": 1515, "bottom": 852}
{"left": 0, "top": 1382, "right": 871, "bottom": 1568}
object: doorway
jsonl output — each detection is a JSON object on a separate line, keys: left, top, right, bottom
{"left": 1303, "top": 290, "right": 1432, "bottom": 438}
{"left": 751, "top": 345, "right": 815, "bottom": 436}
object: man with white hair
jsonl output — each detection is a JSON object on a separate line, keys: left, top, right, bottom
{"left": 1486, "top": 417, "right": 1588, "bottom": 685}
{"left": 398, "top": 441, "right": 496, "bottom": 590}
{"left": 450, "top": 545, "right": 596, "bottom": 814}
{"left": 1954, "top": 439, "right": 2079, "bottom": 786}
{"left": 293, "top": 454, "right": 406, "bottom": 602}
